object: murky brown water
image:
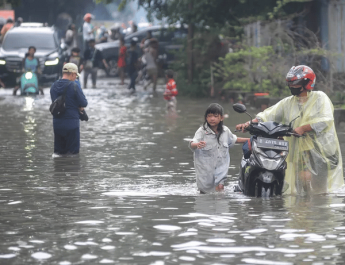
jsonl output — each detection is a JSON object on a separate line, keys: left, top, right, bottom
{"left": 1, "top": 80, "right": 345, "bottom": 264}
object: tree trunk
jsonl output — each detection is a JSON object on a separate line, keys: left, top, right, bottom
{"left": 187, "top": 1, "right": 194, "bottom": 84}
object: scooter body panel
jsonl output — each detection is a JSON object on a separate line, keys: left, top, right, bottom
{"left": 20, "top": 71, "right": 39, "bottom": 95}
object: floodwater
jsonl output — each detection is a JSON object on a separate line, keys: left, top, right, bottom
{"left": 1, "top": 80, "right": 345, "bottom": 265}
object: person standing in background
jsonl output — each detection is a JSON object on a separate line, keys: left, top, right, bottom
{"left": 14, "top": 17, "right": 23, "bottom": 27}
{"left": 118, "top": 38, "right": 127, "bottom": 85}
{"left": 83, "top": 39, "right": 109, "bottom": 89}
{"left": 127, "top": 39, "right": 138, "bottom": 92}
{"left": 143, "top": 38, "right": 158, "bottom": 92}
{"left": 164, "top": 69, "right": 178, "bottom": 115}
{"left": 98, "top": 25, "right": 109, "bottom": 43}
{"left": 83, "top": 13, "right": 97, "bottom": 52}
{"left": 65, "top": 24, "right": 78, "bottom": 54}
{"left": 0, "top": 18, "right": 14, "bottom": 42}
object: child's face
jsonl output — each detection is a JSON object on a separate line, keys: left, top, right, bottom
{"left": 206, "top": 113, "right": 223, "bottom": 128}
{"left": 72, "top": 52, "right": 79, "bottom": 57}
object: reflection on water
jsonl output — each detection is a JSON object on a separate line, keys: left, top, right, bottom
{"left": 0, "top": 83, "right": 344, "bottom": 264}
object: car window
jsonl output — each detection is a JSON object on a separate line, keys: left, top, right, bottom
{"left": 151, "top": 30, "right": 160, "bottom": 39}
{"left": 160, "top": 29, "right": 174, "bottom": 42}
{"left": 173, "top": 29, "right": 188, "bottom": 40}
{"left": 126, "top": 31, "right": 148, "bottom": 44}
{"left": 2, "top": 32, "right": 57, "bottom": 51}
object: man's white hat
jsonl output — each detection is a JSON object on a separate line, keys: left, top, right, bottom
{"left": 62, "top": 63, "right": 80, "bottom": 77}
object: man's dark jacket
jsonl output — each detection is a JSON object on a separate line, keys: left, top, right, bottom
{"left": 50, "top": 79, "right": 88, "bottom": 129}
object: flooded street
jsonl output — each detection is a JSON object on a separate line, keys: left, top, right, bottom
{"left": 1, "top": 78, "right": 345, "bottom": 265}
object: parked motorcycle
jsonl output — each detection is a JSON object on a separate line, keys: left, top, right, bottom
{"left": 20, "top": 69, "right": 39, "bottom": 95}
{"left": 233, "top": 103, "right": 302, "bottom": 197}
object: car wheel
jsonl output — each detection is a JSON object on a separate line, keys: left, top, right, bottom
{"left": 106, "top": 58, "right": 118, "bottom": 77}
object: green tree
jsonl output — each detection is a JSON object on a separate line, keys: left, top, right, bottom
{"left": 108, "top": 0, "right": 308, "bottom": 84}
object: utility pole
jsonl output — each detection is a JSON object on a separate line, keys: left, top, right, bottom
{"left": 187, "top": 0, "right": 194, "bottom": 84}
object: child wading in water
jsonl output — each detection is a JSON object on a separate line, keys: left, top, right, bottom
{"left": 163, "top": 69, "right": 178, "bottom": 115}
{"left": 189, "top": 103, "right": 249, "bottom": 194}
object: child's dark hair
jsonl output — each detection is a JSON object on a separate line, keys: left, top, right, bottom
{"left": 71, "top": 47, "right": 80, "bottom": 53}
{"left": 203, "top": 103, "right": 224, "bottom": 143}
{"left": 165, "top": 69, "right": 174, "bottom": 79}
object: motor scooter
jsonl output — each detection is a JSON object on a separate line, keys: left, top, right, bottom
{"left": 233, "top": 103, "right": 302, "bottom": 197}
{"left": 20, "top": 69, "right": 39, "bottom": 95}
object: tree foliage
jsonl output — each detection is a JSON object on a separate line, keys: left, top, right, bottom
{"left": 214, "top": 21, "right": 338, "bottom": 97}
{"left": 113, "top": 0, "right": 308, "bottom": 28}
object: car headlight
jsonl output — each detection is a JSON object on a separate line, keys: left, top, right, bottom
{"left": 45, "top": 58, "right": 59, "bottom": 66}
{"left": 25, "top": 72, "right": 33, "bottom": 79}
{"left": 0, "top": 59, "right": 6, "bottom": 65}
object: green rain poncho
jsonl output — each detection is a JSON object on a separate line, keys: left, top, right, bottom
{"left": 256, "top": 91, "right": 344, "bottom": 195}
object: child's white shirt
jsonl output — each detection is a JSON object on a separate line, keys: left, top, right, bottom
{"left": 189, "top": 125, "right": 237, "bottom": 193}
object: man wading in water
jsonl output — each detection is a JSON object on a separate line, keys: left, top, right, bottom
{"left": 50, "top": 63, "right": 88, "bottom": 155}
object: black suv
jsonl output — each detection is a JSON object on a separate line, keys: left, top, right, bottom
{"left": 0, "top": 25, "right": 65, "bottom": 86}
{"left": 96, "top": 25, "right": 187, "bottom": 76}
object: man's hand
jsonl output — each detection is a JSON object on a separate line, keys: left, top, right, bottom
{"left": 235, "top": 122, "right": 250, "bottom": 133}
{"left": 294, "top": 126, "right": 305, "bottom": 136}
{"left": 79, "top": 107, "right": 84, "bottom": 113}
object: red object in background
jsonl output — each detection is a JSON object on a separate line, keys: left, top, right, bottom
{"left": 254, "top": 92, "right": 269, "bottom": 97}
{"left": 164, "top": 79, "right": 178, "bottom": 100}
{"left": 0, "top": 10, "right": 15, "bottom": 20}
{"left": 117, "top": 46, "right": 127, "bottom": 68}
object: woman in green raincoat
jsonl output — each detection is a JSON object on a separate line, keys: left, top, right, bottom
{"left": 236, "top": 65, "right": 344, "bottom": 195}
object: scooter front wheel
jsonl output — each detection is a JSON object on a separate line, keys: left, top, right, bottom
{"left": 254, "top": 181, "right": 262, "bottom": 197}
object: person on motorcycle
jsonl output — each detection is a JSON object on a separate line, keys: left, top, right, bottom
{"left": 13, "top": 46, "right": 43, "bottom": 95}
{"left": 236, "top": 65, "right": 344, "bottom": 195}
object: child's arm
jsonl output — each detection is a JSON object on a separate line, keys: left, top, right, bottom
{"left": 189, "top": 128, "right": 205, "bottom": 151}
{"left": 236, "top": 137, "right": 250, "bottom": 143}
{"left": 190, "top": 141, "right": 206, "bottom": 149}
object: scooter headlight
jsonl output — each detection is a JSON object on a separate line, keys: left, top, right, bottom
{"left": 259, "top": 157, "right": 281, "bottom": 170}
{"left": 253, "top": 142, "right": 286, "bottom": 170}
{"left": 25, "top": 72, "right": 33, "bottom": 80}
{"left": 252, "top": 142, "right": 267, "bottom": 157}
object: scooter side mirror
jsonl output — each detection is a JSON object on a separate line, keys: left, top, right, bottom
{"left": 233, "top": 103, "right": 247, "bottom": 113}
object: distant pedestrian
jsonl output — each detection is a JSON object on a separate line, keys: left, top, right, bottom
{"left": 0, "top": 18, "right": 14, "bottom": 42}
{"left": 140, "top": 30, "right": 152, "bottom": 51}
{"left": 65, "top": 24, "right": 78, "bottom": 54}
{"left": 189, "top": 103, "right": 249, "bottom": 194}
{"left": 127, "top": 39, "right": 138, "bottom": 92}
{"left": 50, "top": 63, "right": 88, "bottom": 155}
{"left": 64, "top": 47, "right": 83, "bottom": 73}
{"left": 83, "top": 39, "right": 109, "bottom": 89}
{"left": 14, "top": 17, "right": 23, "bottom": 27}
{"left": 83, "top": 13, "right": 97, "bottom": 52}
{"left": 118, "top": 38, "right": 127, "bottom": 85}
{"left": 109, "top": 26, "right": 122, "bottom": 41}
{"left": 143, "top": 38, "right": 158, "bottom": 92}
{"left": 164, "top": 70, "right": 178, "bottom": 114}
{"left": 98, "top": 25, "right": 108, "bottom": 43}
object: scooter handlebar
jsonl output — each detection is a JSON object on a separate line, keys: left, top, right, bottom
{"left": 287, "top": 132, "right": 305, "bottom": 138}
